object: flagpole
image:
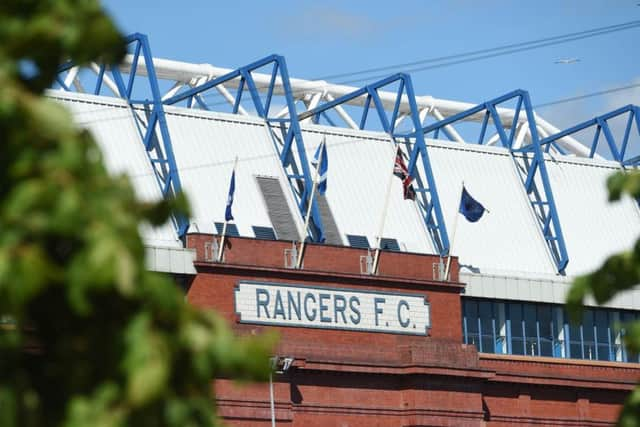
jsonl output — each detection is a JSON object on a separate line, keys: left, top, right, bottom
{"left": 296, "top": 138, "right": 325, "bottom": 269}
{"left": 444, "top": 181, "right": 464, "bottom": 280}
{"left": 217, "top": 156, "right": 238, "bottom": 262}
{"left": 372, "top": 143, "right": 399, "bottom": 275}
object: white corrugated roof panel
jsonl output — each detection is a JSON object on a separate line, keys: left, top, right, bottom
{"left": 162, "top": 106, "right": 302, "bottom": 239}
{"left": 301, "top": 128, "right": 433, "bottom": 253}
{"left": 544, "top": 156, "right": 640, "bottom": 276}
{"left": 425, "top": 142, "right": 558, "bottom": 276}
{"left": 50, "top": 91, "right": 180, "bottom": 248}
{"left": 52, "top": 91, "right": 640, "bottom": 292}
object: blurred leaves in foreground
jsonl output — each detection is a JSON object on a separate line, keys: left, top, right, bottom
{"left": 0, "top": 1, "right": 274, "bottom": 426}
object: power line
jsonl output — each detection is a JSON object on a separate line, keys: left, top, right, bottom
{"left": 319, "top": 20, "right": 640, "bottom": 82}
{"left": 534, "top": 83, "right": 640, "bottom": 109}
{"left": 196, "top": 20, "right": 640, "bottom": 106}
{"left": 340, "top": 23, "right": 640, "bottom": 85}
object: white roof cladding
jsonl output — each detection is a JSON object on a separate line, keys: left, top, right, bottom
{"left": 51, "top": 91, "right": 640, "bottom": 285}
{"left": 51, "top": 91, "right": 180, "bottom": 248}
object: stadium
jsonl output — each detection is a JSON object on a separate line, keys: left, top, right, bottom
{"left": 51, "top": 33, "right": 640, "bottom": 426}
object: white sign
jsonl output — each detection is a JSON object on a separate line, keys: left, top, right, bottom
{"left": 234, "top": 281, "right": 430, "bottom": 335}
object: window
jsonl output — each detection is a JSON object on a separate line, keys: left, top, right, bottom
{"left": 478, "top": 301, "right": 495, "bottom": 353}
{"left": 461, "top": 298, "right": 638, "bottom": 363}
{"left": 538, "top": 305, "right": 553, "bottom": 357}
{"left": 463, "top": 300, "right": 479, "bottom": 347}
{"left": 621, "top": 312, "right": 639, "bottom": 362}
{"left": 568, "top": 319, "right": 583, "bottom": 359}
{"left": 583, "top": 310, "right": 596, "bottom": 360}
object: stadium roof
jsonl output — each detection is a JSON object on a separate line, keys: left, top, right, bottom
{"left": 51, "top": 91, "right": 638, "bottom": 271}
{"left": 49, "top": 34, "right": 640, "bottom": 310}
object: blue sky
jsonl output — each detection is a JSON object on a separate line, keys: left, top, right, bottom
{"left": 101, "top": 0, "right": 639, "bottom": 131}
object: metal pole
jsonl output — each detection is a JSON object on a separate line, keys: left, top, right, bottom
{"left": 217, "top": 156, "right": 238, "bottom": 262}
{"left": 216, "top": 221, "right": 228, "bottom": 262}
{"left": 372, "top": 141, "right": 399, "bottom": 275}
{"left": 296, "top": 138, "right": 325, "bottom": 269}
{"left": 269, "top": 372, "right": 276, "bottom": 427}
{"left": 444, "top": 182, "right": 464, "bottom": 281}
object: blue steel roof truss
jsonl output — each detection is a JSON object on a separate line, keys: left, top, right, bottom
{"left": 55, "top": 33, "right": 189, "bottom": 239}
{"left": 300, "top": 73, "right": 450, "bottom": 256}
{"left": 539, "top": 105, "right": 640, "bottom": 167}
{"left": 416, "top": 90, "right": 569, "bottom": 273}
{"left": 53, "top": 33, "right": 638, "bottom": 271}
{"left": 163, "top": 55, "right": 326, "bottom": 243}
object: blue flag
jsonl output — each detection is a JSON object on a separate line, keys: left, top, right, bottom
{"left": 312, "top": 141, "right": 328, "bottom": 195}
{"left": 459, "top": 186, "right": 485, "bottom": 222}
{"left": 224, "top": 170, "right": 235, "bottom": 221}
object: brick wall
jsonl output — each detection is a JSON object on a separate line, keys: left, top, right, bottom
{"left": 185, "top": 234, "right": 639, "bottom": 426}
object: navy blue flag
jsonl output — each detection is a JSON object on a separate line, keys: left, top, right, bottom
{"left": 312, "top": 141, "right": 328, "bottom": 195}
{"left": 459, "top": 186, "right": 485, "bottom": 222}
{"left": 224, "top": 169, "right": 235, "bottom": 221}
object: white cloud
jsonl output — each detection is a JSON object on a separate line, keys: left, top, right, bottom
{"left": 279, "top": 5, "right": 403, "bottom": 40}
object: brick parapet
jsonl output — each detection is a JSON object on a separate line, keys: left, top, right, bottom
{"left": 186, "top": 233, "right": 460, "bottom": 283}
{"left": 184, "top": 235, "right": 634, "bottom": 426}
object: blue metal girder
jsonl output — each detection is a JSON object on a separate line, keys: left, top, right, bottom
{"left": 299, "top": 73, "right": 450, "bottom": 256}
{"left": 55, "top": 33, "right": 189, "bottom": 238}
{"left": 414, "top": 89, "right": 569, "bottom": 273}
{"left": 164, "top": 55, "right": 326, "bottom": 242}
{"left": 539, "top": 105, "right": 640, "bottom": 166}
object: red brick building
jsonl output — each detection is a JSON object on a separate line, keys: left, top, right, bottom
{"left": 53, "top": 38, "right": 640, "bottom": 425}
{"left": 185, "top": 235, "right": 639, "bottom": 426}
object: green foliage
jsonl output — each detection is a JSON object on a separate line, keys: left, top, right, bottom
{"left": 567, "top": 171, "right": 640, "bottom": 426}
{"left": 0, "top": 2, "right": 275, "bottom": 427}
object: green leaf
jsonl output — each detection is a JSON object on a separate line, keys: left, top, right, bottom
{"left": 122, "top": 313, "right": 170, "bottom": 406}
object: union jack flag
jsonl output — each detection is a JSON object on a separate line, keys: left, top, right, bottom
{"left": 393, "top": 148, "right": 416, "bottom": 200}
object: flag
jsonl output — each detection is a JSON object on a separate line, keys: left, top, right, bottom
{"left": 224, "top": 169, "right": 235, "bottom": 221}
{"left": 459, "top": 186, "right": 485, "bottom": 222}
{"left": 393, "top": 148, "right": 416, "bottom": 200}
{"left": 312, "top": 140, "right": 328, "bottom": 195}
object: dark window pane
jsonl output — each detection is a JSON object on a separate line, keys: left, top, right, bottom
{"left": 510, "top": 304, "right": 523, "bottom": 338}
{"left": 567, "top": 323, "right": 583, "bottom": 359}
{"left": 595, "top": 311, "right": 611, "bottom": 361}
{"left": 478, "top": 301, "right": 494, "bottom": 353}
{"left": 481, "top": 336, "right": 495, "bottom": 353}
{"left": 511, "top": 336, "right": 525, "bottom": 355}
{"left": 538, "top": 305, "right": 552, "bottom": 339}
{"left": 479, "top": 301, "right": 493, "bottom": 335}
{"left": 509, "top": 303, "right": 525, "bottom": 355}
{"left": 523, "top": 303, "right": 537, "bottom": 337}
{"left": 540, "top": 339, "right": 553, "bottom": 357}
{"left": 583, "top": 310, "right": 595, "bottom": 359}
{"left": 583, "top": 310, "right": 595, "bottom": 341}
{"left": 466, "top": 301, "right": 478, "bottom": 333}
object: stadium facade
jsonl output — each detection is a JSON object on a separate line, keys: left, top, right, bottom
{"left": 52, "top": 33, "right": 640, "bottom": 425}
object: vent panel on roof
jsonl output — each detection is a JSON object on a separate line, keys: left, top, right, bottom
{"left": 380, "top": 238, "right": 400, "bottom": 251}
{"left": 214, "top": 222, "right": 240, "bottom": 237}
{"left": 346, "top": 234, "right": 370, "bottom": 249}
{"left": 256, "top": 176, "right": 298, "bottom": 241}
{"left": 317, "top": 194, "right": 342, "bottom": 245}
{"left": 253, "top": 226, "right": 276, "bottom": 240}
